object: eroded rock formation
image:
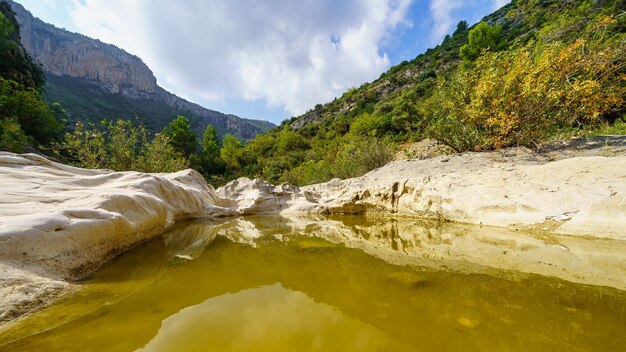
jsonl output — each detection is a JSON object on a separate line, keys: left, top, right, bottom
{"left": 218, "top": 136, "right": 626, "bottom": 241}
{"left": 0, "top": 152, "right": 236, "bottom": 321}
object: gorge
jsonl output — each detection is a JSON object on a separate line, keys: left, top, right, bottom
{"left": 5, "top": 0, "right": 275, "bottom": 139}
{"left": 1, "top": 0, "right": 625, "bottom": 350}
{"left": 1, "top": 135, "right": 625, "bottom": 326}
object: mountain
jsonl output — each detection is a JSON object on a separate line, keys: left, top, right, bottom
{"left": 288, "top": 0, "right": 624, "bottom": 131}
{"left": 204, "top": 0, "right": 625, "bottom": 186}
{"left": 288, "top": 2, "right": 515, "bottom": 130}
{"left": 5, "top": 0, "right": 275, "bottom": 139}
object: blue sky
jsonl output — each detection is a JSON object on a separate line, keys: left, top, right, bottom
{"left": 14, "top": 0, "right": 509, "bottom": 124}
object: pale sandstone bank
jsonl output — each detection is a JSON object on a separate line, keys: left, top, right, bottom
{"left": 1, "top": 136, "right": 626, "bottom": 323}
{"left": 0, "top": 152, "right": 235, "bottom": 322}
{"left": 222, "top": 136, "right": 626, "bottom": 240}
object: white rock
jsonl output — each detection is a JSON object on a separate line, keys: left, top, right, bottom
{"left": 0, "top": 153, "right": 239, "bottom": 280}
{"left": 217, "top": 142, "right": 626, "bottom": 240}
{"left": 0, "top": 152, "right": 239, "bottom": 321}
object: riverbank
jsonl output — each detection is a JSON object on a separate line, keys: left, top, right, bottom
{"left": 0, "top": 152, "right": 235, "bottom": 322}
{"left": 222, "top": 136, "right": 626, "bottom": 240}
{"left": 1, "top": 135, "right": 625, "bottom": 324}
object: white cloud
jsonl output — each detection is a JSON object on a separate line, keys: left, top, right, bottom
{"left": 428, "top": 0, "right": 463, "bottom": 43}
{"left": 68, "top": 0, "right": 413, "bottom": 116}
{"left": 70, "top": 0, "right": 148, "bottom": 62}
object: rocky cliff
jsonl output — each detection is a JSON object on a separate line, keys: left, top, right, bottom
{"left": 5, "top": 0, "right": 275, "bottom": 138}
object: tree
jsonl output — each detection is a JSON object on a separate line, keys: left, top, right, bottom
{"left": 0, "top": 5, "right": 61, "bottom": 149}
{"left": 61, "top": 119, "right": 188, "bottom": 172}
{"left": 62, "top": 121, "right": 107, "bottom": 169}
{"left": 453, "top": 20, "right": 468, "bottom": 36}
{"left": 163, "top": 115, "right": 198, "bottom": 158}
{"left": 0, "top": 76, "right": 63, "bottom": 145}
{"left": 200, "top": 124, "right": 224, "bottom": 175}
{"left": 107, "top": 120, "right": 145, "bottom": 170}
{"left": 201, "top": 125, "right": 220, "bottom": 159}
{"left": 459, "top": 21, "right": 502, "bottom": 67}
{"left": 136, "top": 133, "right": 189, "bottom": 173}
{"left": 0, "top": 6, "right": 45, "bottom": 89}
{"left": 220, "top": 134, "right": 243, "bottom": 172}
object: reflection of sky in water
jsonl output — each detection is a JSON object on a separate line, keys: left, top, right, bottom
{"left": 140, "top": 284, "right": 410, "bottom": 352}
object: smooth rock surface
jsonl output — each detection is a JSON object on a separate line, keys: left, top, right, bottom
{"left": 218, "top": 136, "right": 626, "bottom": 240}
{"left": 0, "top": 152, "right": 235, "bottom": 321}
{"left": 301, "top": 155, "right": 626, "bottom": 240}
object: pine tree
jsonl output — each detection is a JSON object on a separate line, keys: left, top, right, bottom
{"left": 163, "top": 115, "right": 198, "bottom": 158}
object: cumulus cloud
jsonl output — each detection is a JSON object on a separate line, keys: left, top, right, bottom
{"left": 69, "top": 0, "right": 413, "bottom": 116}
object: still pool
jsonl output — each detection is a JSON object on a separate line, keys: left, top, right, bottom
{"left": 0, "top": 216, "right": 624, "bottom": 351}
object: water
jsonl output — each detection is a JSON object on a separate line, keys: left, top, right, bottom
{"left": 0, "top": 216, "right": 624, "bottom": 351}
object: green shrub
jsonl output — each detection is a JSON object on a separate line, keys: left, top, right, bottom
{"left": 426, "top": 23, "right": 625, "bottom": 151}
{"left": 332, "top": 134, "right": 395, "bottom": 179}
{"left": 0, "top": 117, "right": 28, "bottom": 152}
{"left": 589, "top": 116, "right": 626, "bottom": 136}
{"left": 460, "top": 21, "right": 503, "bottom": 67}
{"left": 60, "top": 120, "right": 188, "bottom": 172}
{"left": 0, "top": 77, "right": 63, "bottom": 146}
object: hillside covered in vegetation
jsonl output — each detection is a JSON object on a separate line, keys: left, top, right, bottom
{"left": 2, "top": 0, "right": 625, "bottom": 188}
{"left": 209, "top": 0, "right": 625, "bottom": 186}
{"left": 0, "top": 1, "right": 62, "bottom": 152}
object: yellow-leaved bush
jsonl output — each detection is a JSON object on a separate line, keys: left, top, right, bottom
{"left": 427, "top": 16, "right": 625, "bottom": 151}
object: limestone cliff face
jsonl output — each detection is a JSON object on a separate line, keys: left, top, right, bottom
{"left": 6, "top": 0, "right": 275, "bottom": 138}
{"left": 11, "top": 1, "right": 158, "bottom": 96}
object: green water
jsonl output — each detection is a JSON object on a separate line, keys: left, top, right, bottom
{"left": 0, "top": 216, "right": 625, "bottom": 351}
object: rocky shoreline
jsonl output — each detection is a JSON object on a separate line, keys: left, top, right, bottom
{"left": 1, "top": 136, "right": 625, "bottom": 324}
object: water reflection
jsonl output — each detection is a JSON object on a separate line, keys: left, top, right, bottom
{"left": 140, "top": 284, "right": 412, "bottom": 352}
{"left": 1, "top": 216, "right": 624, "bottom": 352}
{"left": 168, "top": 215, "right": 626, "bottom": 290}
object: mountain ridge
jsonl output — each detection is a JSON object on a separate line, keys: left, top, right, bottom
{"left": 5, "top": 0, "right": 275, "bottom": 138}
